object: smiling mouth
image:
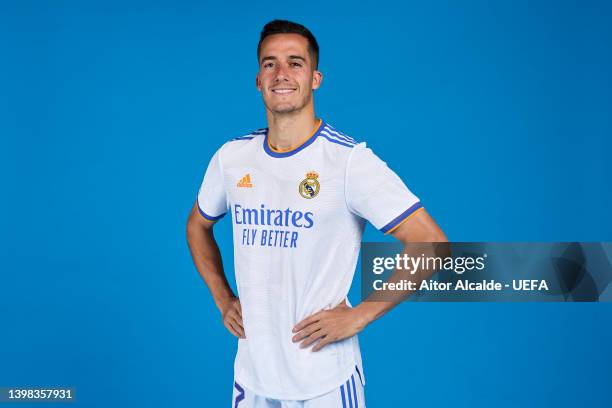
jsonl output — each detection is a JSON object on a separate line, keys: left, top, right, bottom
{"left": 271, "top": 88, "right": 297, "bottom": 94}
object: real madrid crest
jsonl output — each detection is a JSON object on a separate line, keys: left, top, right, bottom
{"left": 299, "top": 171, "right": 320, "bottom": 199}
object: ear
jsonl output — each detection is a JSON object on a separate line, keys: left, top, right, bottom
{"left": 255, "top": 73, "right": 262, "bottom": 91}
{"left": 312, "top": 70, "right": 323, "bottom": 90}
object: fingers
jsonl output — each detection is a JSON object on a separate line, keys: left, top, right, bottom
{"left": 223, "top": 299, "right": 245, "bottom": 339}
{"left": 299, "top": 328, "right": 326, "bottom": 348}
{"left": 292, "top": 304, "right": 354, "bottom": 351}
{"left": 292, "top": 320, "right": 322, "bottom": 342}
{"left": 312, "top": 336, "right": 333, "bottom": 352}
{"left": 236, "top": 300, "right": 242, "bottom": 318}
{"left": 225, "top": 315, "right": 245, "bottom": 338}
{"left": 229, "top": 318, "right": 245, "bottom": 339}
{"left": 224, "top": 320, "right": 241, "bottom": 338}
{"left": 231, "top": 301, "right": 243, "bottom": 325}
{"left": 293, "top": 311, "right": 323, "bottom": 333}
{"left": 230, "top": 308, "right": 244, "bottom": 328}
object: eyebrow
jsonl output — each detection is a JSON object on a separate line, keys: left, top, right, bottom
{"left": 260, "top": 55, "right": 307, "bottom": 64}
{"left": 288, "top": 55, "right": 306, "bottom": 62}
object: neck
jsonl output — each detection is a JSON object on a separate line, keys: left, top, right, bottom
{"left": 266, "top": 108, "right": 319, "bottom": 152}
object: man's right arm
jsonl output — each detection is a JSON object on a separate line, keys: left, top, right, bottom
{"left": 186, "top": 201, "right": 245, "bottom": 339}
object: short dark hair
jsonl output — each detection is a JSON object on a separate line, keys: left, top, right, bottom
{"left": 257, "top": 19, "right": 319, "bottom": 69}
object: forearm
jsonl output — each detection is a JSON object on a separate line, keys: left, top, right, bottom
{"left": 354, "top": 298, "right": 401, "bottom": 325}
{"left": 186, "top": 220, "right": 234, "bottom": 312}
{"left": 352, "top": 267, "right": 415, "bottom": 326}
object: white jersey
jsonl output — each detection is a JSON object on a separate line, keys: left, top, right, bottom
{"left": 196, "top": 118, "right": 422, "bottom": 400}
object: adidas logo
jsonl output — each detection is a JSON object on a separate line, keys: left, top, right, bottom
{"left": 237, "top": 174, "right": 253, "bottom": 188}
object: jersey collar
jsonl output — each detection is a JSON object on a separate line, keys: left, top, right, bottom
{"left": 263, "top": 118, "right": 325, "bottom": 158}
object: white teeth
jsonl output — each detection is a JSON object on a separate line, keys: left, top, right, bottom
{"left": 272, "top": 89, "right": 295, "bottom": 94}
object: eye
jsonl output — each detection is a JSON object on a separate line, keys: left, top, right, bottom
{"left": 263, "top": 62, "right": 274, "bottom": 68}
{"left": 290, "top": 62, "right": 302, "bottom": 67}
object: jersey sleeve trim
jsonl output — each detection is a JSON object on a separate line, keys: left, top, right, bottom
{"left": 380, "top": 202, "right": 424, "bottom": 235}
{"left": 343, "top": 142, "right": 362, "bottom": 216}
{"left": 196, "top": 197, "right": 227, "bottom": 221}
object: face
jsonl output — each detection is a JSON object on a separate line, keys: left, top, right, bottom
{"left": 256, "top": 33, "right": 322, "bottom": 115}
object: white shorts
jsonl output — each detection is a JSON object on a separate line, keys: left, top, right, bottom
{"left": 231, "top": 366, "right": 366, "bottom": 408}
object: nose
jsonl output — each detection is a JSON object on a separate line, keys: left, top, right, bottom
{"left": 274, "top": 64, "right": 290, "bottom": 83}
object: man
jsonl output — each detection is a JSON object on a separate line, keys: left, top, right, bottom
{"left": 186, "top": 19, "right": 447, "bottom": 407}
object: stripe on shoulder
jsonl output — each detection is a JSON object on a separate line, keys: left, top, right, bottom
{"left": 319, "top": 123, "right": 360, "bottom": 148}
{"left": 229, "top": 128, "right": 267, "bottom": 142}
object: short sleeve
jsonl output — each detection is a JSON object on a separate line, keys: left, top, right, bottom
{"left": 196, "top": 147, "right": 229, "bottom": 221}
{"left": 346, "top": 143, "right": 423, "bottom": 234}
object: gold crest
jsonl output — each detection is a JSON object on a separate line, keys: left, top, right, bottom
{"left": 299, "top": 171, "right": 320, "bottom": 199}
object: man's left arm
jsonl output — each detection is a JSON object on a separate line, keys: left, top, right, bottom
{"left": 292, "top": 208, "right": 448, "bottom": 351}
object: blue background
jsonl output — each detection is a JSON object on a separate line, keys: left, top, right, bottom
{"left": 2, "top": 0, "right": 611, "bottom": 406}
